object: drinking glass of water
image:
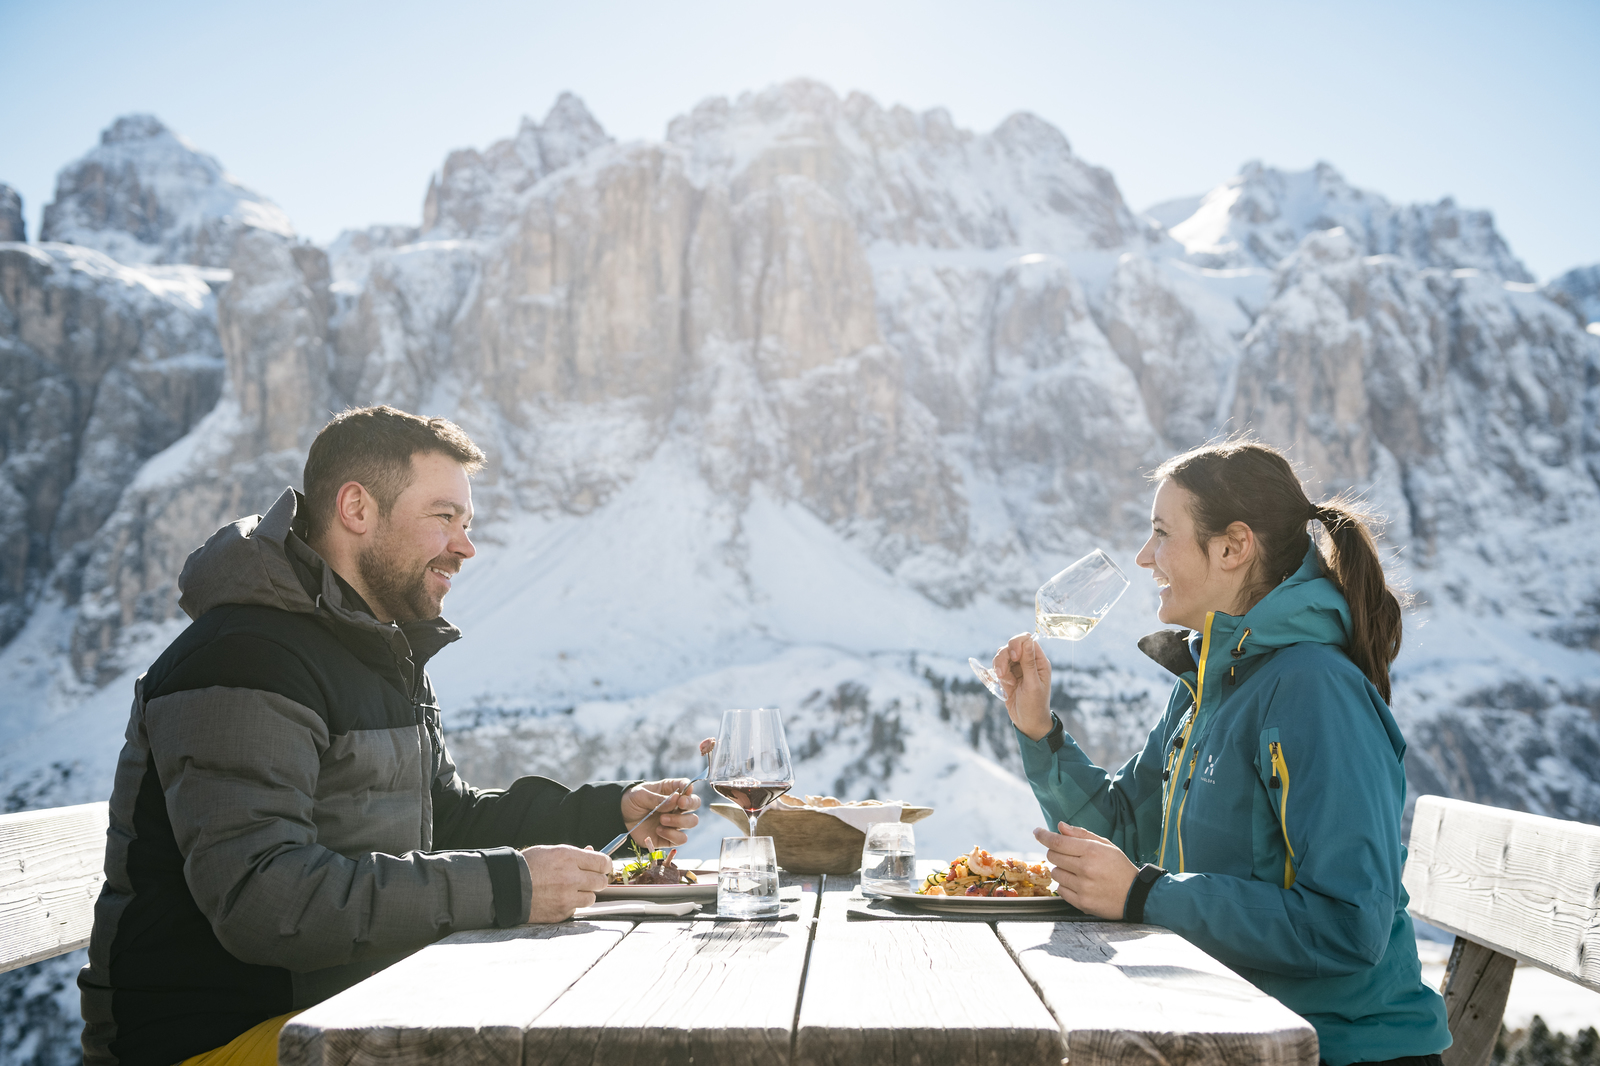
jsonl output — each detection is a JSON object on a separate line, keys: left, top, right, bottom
{"left": 717, "top": 835, "right": 780, "bottom": 919}
{"left": 859, "top": 821, "right": 916, "bottom": 897}
{"left": 969, "top": 548, "right": 1130, "bottom": 701}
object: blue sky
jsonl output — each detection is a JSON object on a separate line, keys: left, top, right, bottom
{"left": 1, "top": 0, "right": 1594, "bottom": 280}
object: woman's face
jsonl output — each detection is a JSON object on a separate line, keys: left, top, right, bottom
{"left": 1135, "top": 479, "right": 1229, "bottom": 632}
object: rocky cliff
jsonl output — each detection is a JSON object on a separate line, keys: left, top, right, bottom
{"left": 4, "top": 80, "right": 1600, "bottom": 831}
{"left": 4, "top": 78, "right": 1600, "bottom": 1065}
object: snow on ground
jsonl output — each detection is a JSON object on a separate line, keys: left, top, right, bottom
{"left": 1416, "top": 935, "right": 1600, "bottom": 1035}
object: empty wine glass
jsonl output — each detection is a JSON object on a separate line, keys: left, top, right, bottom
{"left": 969, "top": 548, "right": 1131, "bottom": 701}
{"left": 708, "top": 708, "right": 795, "bottom": 837}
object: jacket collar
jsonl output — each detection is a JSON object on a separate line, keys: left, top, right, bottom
{"left": 182, "top": 487, "right": 462, "bottom": 670}
{"left": 1136, "top": 541, "right": 1352, "bottom": 677}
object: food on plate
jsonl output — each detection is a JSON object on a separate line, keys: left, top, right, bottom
{"left": 609, "top": 847, "right": 698, "bottom": 886}
{"left": 916, "top": 847, "right": 1055, "bottom": 897}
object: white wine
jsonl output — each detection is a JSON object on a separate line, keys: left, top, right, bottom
{"left": 1037, "top": 612, "right": 1099, "bottom": 640}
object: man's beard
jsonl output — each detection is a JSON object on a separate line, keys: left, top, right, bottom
{"left": 356, "top": 530, "right": 450, "bottom": 623}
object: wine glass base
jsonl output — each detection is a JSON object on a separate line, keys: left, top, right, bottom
{"left": 968, "top": 657, "right": 1008, "bottom": 701}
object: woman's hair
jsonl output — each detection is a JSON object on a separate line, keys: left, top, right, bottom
{"left": 1151, "top": 440, "right": 1403, "bottom": 701}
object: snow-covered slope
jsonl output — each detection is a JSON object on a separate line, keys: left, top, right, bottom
{"left": 5, "top": 80, "right": 1600, "bottom": 1062}
{"left": 3, "top": 87, "right": 1599, "bottom": 843}
{"left": 38, "top": 114, "right": 294, "bottom": 267}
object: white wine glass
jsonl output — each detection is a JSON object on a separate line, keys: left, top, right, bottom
{"left": 969, "top": 548, "right": 1131, "bottom": 701}
{"left": 708, "top": 708, "right": 794, "bottom": 837}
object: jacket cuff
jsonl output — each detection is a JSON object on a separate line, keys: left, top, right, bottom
{"left": 484, "top": 847, "right": 528, "bottom": 927}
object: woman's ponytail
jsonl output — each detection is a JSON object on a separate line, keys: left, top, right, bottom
{"left": 1155, "top": 440, "right": 1405, "bottom": 702}
{"left": 1313, "top": 500, "right": 1403, "bottom": 702}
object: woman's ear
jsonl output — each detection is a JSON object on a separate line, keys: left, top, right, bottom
{"left": 1215, "top": 521, "right": 1256, "bottom": 572}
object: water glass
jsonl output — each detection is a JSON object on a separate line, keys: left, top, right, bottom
{"left": 717, "top": 836, "right": 780, "bottom": 919}
{"left": 859, "top": 821, "right": 916, "bottom": 897}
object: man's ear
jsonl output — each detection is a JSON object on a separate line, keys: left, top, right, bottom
{"left": 334, "top": 481, "right": 375, "bottom": 536}
{"left": 1215, "top": 521, "right": 1256, "bottom": 572}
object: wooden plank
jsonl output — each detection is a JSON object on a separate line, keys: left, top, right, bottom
{"left": 795, "top": 918, "right": 1062, "bottom": 1066}
{"left": 1404, "top": 795, "right": 1600, "bottom": 991}
{"left": 0, "top": 801, "right": 108, "bottom": 973}
{"left": 999, "top": 922, "right": 1318, "bottom": 1066}
{"left": 524, "top": 918, "right": 813, "bottom": 1065}
{"left": 278, "top": 922, "right": 632, "bottom": 1066}
{"left": 817, "top": 871, "right": 860, "bottom": 920}
{"left": 1439, "top": 937, "right": 1517, "bottom": 1066}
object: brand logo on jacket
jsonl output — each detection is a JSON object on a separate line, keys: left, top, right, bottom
{"left": 1203, "top": 754, "right": 1218, "bottom": 782}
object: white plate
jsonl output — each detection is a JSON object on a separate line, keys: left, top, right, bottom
{"left": 595, "top": 881, "right": 718, "bottom": 902}
{"left": 874, "top": 886, "right": 1076, "bottom": 915}
{"left": 597, "top": 861, "right": 718, "bottom": 901}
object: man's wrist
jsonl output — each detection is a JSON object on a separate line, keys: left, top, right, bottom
{"left": 1122, "top": 863, "right": 1167, "bottom": 923}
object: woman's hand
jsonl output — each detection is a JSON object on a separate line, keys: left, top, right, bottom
{"left": 1034, "top": 822, "right": 1139, "bottom": 919}
{"left": 994, "top": 633, "right": 1052, "bottom": 740}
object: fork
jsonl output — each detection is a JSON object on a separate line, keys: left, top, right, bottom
{"left": 600, "top": 767, "right": 710, "bottom": 856}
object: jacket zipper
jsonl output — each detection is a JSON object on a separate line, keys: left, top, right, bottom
{"left": 1160, "top": 611, "right": 1214, "bottom": 871}
{"left": 1268, "top": 740, "right": 1296, "bottom": 888}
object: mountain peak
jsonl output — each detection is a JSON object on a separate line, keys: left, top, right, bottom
{"left": 1165, "top": 160, "right": 1530, "bottom": 280}
{"left": 0, "top": 184, "right": 23, "bottom": 242}
{"left": 421, "top": 93, "right": 614, "bottom": 239}
{"left": 101, "top": 114, "right": 170, "bottom": 145}
{"left": 40, "top": 114, "right": 293, "bottom": 267}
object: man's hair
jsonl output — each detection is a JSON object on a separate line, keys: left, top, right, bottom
{"left": 302, "top": 406, "right": 486, "bottom": 540}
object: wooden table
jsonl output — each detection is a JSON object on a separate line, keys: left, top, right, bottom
{"left": 280, "top": 869, "right": 1317, "bottom": 1066}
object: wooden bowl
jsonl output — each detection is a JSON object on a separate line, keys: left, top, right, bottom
{"left": 710, "top": 803, "right": 934, "bottom": 874}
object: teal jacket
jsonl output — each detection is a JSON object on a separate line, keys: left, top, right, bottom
{"left": 1017, "top": 544, "right": 1449, "bottom": 1066}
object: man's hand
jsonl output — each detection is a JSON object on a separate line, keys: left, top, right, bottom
{"left": 1034, "top": 822, "right": 1139, "bottom": 920}
{"left": 622, "top": 777, "right": 704, "bottom": 848}
{"left": 994, "top": 633, "right": 1052, "bottom": 740}
{"left": 520, "top": 844, "right": 611, "bottom": 923}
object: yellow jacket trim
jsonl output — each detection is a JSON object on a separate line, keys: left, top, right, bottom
{"left": 1270, "top": 740, "right": 1296, "bottom": 888}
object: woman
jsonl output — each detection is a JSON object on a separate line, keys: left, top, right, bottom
{"left": 996, "top": 441, "right": 1450, "bottom": 1066}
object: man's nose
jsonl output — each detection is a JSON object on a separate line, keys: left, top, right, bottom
{"left": 452, "top": 528, "right": 476, "bottom": 560}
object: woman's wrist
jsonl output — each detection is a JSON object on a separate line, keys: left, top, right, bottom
{"left": 1016, "top": 708, "right": 1058, "bottom": 743}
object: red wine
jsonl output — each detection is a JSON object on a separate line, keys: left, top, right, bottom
{"left": 712, "top": 782, "right": 792, "bottom": 814}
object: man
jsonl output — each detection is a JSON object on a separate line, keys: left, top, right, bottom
{"left": 79, "top": 406, "right": 701, "bottom": 1066}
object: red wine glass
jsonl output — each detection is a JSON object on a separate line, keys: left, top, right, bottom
{"left": 708, "top": 708, "right": 794, "bottom": 837}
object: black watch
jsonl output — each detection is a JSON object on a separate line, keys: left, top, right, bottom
{"left": 1044, "top": 712, "right": 1066, "bottom": 752}
{"left": 1123, "top": 863, "right": 1167, "bottom": 923}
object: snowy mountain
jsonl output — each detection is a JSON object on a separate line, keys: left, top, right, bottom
{"left": 37, "top": 114, "right": 294, "bottom": 268}
{"left": 1165, "top": 160, "right": 1532, "bottom": 281}
{"left": 4, "top": 81, "right": 1598, "bottom": 832}
{"left": 5, "top": 77, "right": 1600, "bottom": 1062}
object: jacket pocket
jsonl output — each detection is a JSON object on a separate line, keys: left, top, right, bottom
{"left": 1266, "top": 736, "right": 1296, "bottom": 888}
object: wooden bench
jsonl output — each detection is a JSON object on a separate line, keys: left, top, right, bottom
{"left": 0, "top": 801, "right": 108, "bottom": 974}
{"left": 1403, "top": 795, "right": 1600, "bottom": 1066}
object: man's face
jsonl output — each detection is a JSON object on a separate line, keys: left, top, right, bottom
{"left": 356, "top": 452, "right": 476, "bottom": 622}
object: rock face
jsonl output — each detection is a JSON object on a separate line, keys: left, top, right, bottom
{"left": 4, "top": 85, "right": 1600, "bottom": 828}
{"left": 0, "top": 245, "right": 223, "bottom": 649}
{"left": 0, "top": 185, "right": 23, "bottom": 242}
{"left": 39, "top": 114, "right": 294, "bottom": 267}
{"left": 5, "top": 81, "right": 1600, "bottom": 1064}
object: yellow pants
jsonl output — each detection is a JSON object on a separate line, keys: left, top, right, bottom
{"left": 177, "top": 1012, "right": 299, "bottom": 1066}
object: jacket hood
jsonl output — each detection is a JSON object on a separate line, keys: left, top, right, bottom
{"left": 178, "top": 488, "right": 320, "bottom": 620}
{"left": 177, "top": 488, "right": 462, "bottom": 664}
{"left": 1140, "top": 541, "right": 1351, "bottom": 676}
